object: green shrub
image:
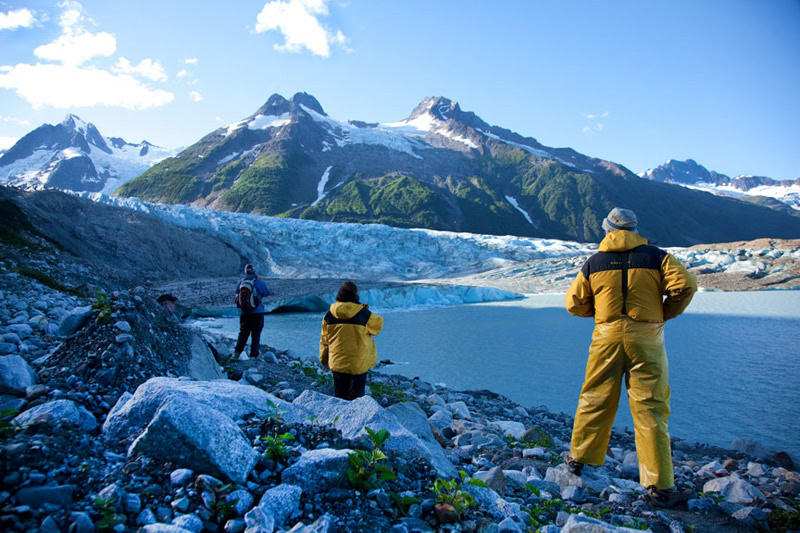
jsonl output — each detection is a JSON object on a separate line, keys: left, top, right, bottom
{"left": 429, "top": 471, "right": 477, "bottom": 519}
{"left": 346, "top": 426, "right": 396, "bottom": 491}
{"left": 261, "top": 431, "right": 295, "bottom": 462}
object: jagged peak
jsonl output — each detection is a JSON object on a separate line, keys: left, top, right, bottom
{"left": 407, "top": 96, "right": 461, "bottom": 122}
{"left": 290, "top": 92, "right": 325, "bottom": 115}
{"left": 253, "top": 92, "right": 326, "bottom": 118}
{"left": 61, "top": 113, "right": 88, "bottom": 132}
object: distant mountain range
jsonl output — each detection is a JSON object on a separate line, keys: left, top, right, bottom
{"left": 640, "top": 159, "right": 800, "bottom": 212}
{"left": 0, "top": 115, "right": 174, "bottom": 193}
{"left": 3, "top": 93, "right": 800, "bottom": 246}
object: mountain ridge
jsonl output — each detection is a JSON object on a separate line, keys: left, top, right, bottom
{"left": 0, "top": 114, "right": 174, "bottom": 194}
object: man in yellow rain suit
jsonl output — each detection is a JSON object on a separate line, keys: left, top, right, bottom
{"left": 565, "top": 207, "right": 696, "bottom": 508}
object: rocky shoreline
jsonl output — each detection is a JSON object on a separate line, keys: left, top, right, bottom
{"left": 1, "top": 267, "right": 799, "bottom": 533}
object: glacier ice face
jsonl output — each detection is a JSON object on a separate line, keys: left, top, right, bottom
{"left": 79, "top": 193, "right": 596, "bottom": 281}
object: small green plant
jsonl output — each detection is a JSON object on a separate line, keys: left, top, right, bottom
{"left": 261, "top": 432, "right": 295, "bottom": 462}
{"left": 78, "top": 461, "right": 91, "bottom": 473}
{"left": 265, "top": 399, "right": 286, "bottom": 423}
{"left": 525, "top": 483, "right": 541, "bottom": 497}
{"left": 298, "top": 361, "right": 332, "bottom": 388}
{"left": 208, "top": 485, "right": 238, "bottom": 524}
{"left": 504, "top": 427, "right": 554, "bottom": 450}
{"left": 13, "top": 266, "right": 80, "bottom": 295}
{"left": 92, "top": 291, "right": 113, "bottom": 323}
{"left": 429, "top": 471, "right": 477, "bottom": 519}
{"left": 389, "top": 491, "right": 420, "bottom": 517}
{"left": 346, "top": 426, "right": 397, "bottom": 491}
{"left": 369, "top": 381, "right": 408, "bottom": 403}
{"left": 0, "top": 408, "right": 20, "bottom": 438}
{"left": 93, "top": 496, "right": 124, "bottom": 531}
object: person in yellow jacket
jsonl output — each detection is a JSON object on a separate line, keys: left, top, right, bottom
{"left": 320, "top": 281, "right": 383, "bottom": 400}
{"left": 564, "top": 207, "right": 697, "bottom": 508}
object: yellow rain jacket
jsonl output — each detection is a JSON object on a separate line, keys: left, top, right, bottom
{"left": 319, "top": 302, "right": 383, "bottom": 375}
{"left": 565, "top": 230, "right": 696, "bottom": 489}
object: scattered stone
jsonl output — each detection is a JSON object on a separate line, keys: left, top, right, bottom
{"left": 69, "top": 511, "right": 94, "bottom": 533}
{"left": 447, "top": 401, "right": 471, "bottom": 419}
{"left": 287, "top": 514, "right": 337, "bottom": 532}
{"left": 0, "top": 355, "right": 37, "bottom": 395}
{"left": 13, "top": 399, "right": 97, "bottom": 431}
{"left": 114, "top": 321, "right": 131, "bottom": 332}
{"left": 255, "top": 484, "right": 302, "bottom": 530}
{"left": 747, "top": 462, "right": 766, "bottom": 477}
{"left": 58, "top": 306, "right": 93, "bottom": 337}
{"left": 14, "top": 485, "right": 75, "bottom": 508}
{"left": 170, "top": 469, "right": 194, "bottom": 487}
{"left": 474, "top": 467, "right": 506, "bottom": 494}
{"left": 561, "top": 485, "right": 588, "bottom": 503}
{"left": 703, "top": 473, "right": 765, "bottom": 505}
{"left": 282, "top": 448, "right": 352, "bottom": 494}
{"left": 172, "top": 514, "right": 204, "bottom": 533}
{"left": 490, "top": 420, "right": 526, "bottom": 440}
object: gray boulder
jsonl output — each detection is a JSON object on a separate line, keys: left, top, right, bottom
{"left": 281, "top": 448, "right": 352, "bottom": 494}
{"left": 427, "top": 408, "right": 453, "bottom": 432}
{"left": 490, "top": 420, "right": 526, "bottom": 440}
{"left": 464, "top": 484, "right": 505, "bottom": 521}
{"left": 253, "top": 484, "right": 302, "bottom": 531}
{"left": 140, "top": 526, "right": 193, "bottom": 533}
{"left": 226, "top": 489, "right": 254, "bottom": 516}
{"left": 244, "top": 506, "right": 274, "bottom": 533}
{"left": 0, "top": 355, "right": 37, "bottom": 395}
{"left": 58, "top": 305, "right": 93, "bottom": 337}
{"left": 703, "top": 474, "right": 765, "bottom": 505}
{"left": 0, "top": 342, "right": 16, "bottom": 355}
{"left": 13, "top": 399, "right": 96, "bottom": 431}
{"left": 287, "top": 514, "right": 336, "bottom": 532}
{"left": 561, "top": 513, "right": 623, "bottom": 532}
{"left": 172, "top": 514, "right": 204, "bottom": 533}
{"left": 7, "top": 324, "right": 32, "bottom": 340}
{"left": 15, "top": 485, "right": 75, "bottom": 508}
{"left": 562, "top": 485, "right": 588, "bottom": 503}
{"left": 186, "top": 332, "right": 225, "bottom": 380}
{"left": 621, "top": 452, "right": 639, "bottom": 479}
{"left": 128, "top": 395, "right": 258, "bottom": 484}
{"left": 292, "top": 391, "right": 457, "bottom": 478}
{"left": 103, "top": 377, "right": 307, "bottom": 441}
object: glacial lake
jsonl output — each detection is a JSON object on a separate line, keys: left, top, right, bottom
{"left": 196, "top": 291, "right": 800, "bottom": 459}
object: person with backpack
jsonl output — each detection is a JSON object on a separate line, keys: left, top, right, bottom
{"left": 564, "top": 208, "right": 697, "bottom": 508}
{"left": 319, "top": 281, "right": 383, "bottom": 400}
{"left": 234, "top": 264, "right": 270, "bottom": 360}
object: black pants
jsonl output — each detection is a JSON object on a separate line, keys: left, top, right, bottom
{"left": 333, "top": 371, "right": 367, "bottom": 401}
{"left": 235, "top": 313, "right": 264, "bottom": 358}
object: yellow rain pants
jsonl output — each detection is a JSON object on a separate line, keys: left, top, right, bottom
{"left": 570, "top": 317, "right": 674, "bottom": 489}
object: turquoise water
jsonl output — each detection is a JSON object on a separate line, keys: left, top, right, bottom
{"left": 197, "top": 291, "right": 800, "bottom": 458}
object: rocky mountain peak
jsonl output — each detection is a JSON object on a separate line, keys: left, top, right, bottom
{"left": 60, "top": 114, "right": 88, "bottom": 133}
{"left": 407, "top": 96, "right": 460, "bottom": 122}
{"left": 291, "top": 92, "right": 326, "bottom": 115}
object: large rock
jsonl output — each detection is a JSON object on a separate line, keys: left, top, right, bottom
{"left": 250, "top": 484, "right": 302, "bottom": 532}
{"left": 58, "top": 305, "right": 93, "bottom": 337}
{"left": 464, "top": 484, "right": 506, "bottom": 521}
{"left": 490, "top": 421, "right": 526, "bottom": 440}
{"left": 128, "top": 395, "right": 258, "bottom": 484}
{"left": 103, "top": 377, "right": 308, "bottom": 441}
{"left": 703, "top": 474, "right": 765, "bottom": 505}
{"left": 0, "top": 355, "right": 37, "bottom": 395}
{"left": 427, "top": 408, "right": 453, "bottom": 432}
{"left": 281, "top": 448, "right": 352, "bottom": 494}
{"left": 186, "top": 332, "right": 225, "bottom": 380}
{"left": 15, "top": 485, "right": 75, "bottom": 508}
{"left": 292, "top": 391, "right": 457, "bottom": 478}
{"left": 13, "top": 399, "right": 96, "bottom": 431}
{"left": 560, "top": 513, "right": 625, "bottom": 532}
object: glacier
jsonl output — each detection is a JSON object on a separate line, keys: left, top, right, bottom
{"left": 78, "top": 193, "right": 596, "bottom": 281}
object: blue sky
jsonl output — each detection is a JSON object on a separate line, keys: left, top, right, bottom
{"left": 1, "top": 0, "right": 798, "bottom": 179}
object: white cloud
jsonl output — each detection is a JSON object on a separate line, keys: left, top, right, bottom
{"left": 0, "top": 63, "right": 174, "bottom": 110}
{"left": 1, "top": 2, "right": 173, "bottom": 110}
{"left": 185, "top": 57, "right": 198, "bottom": 64}
{"left": 582, "top": 112, "right": 609, "bottom": 135}
{"left": 189, "top": 90, "right": 203, "bottom": 102}
{"left": 0, "top": 8, "right": 37, "bottom": 30}
{"left": 255, "top": 0, "right": 349, "bottom": 57}
{"left": 0, "top": 136, "right": 17, "bottom": 150}
{"left": 0, "top": 115, "right": 30, "bottom": 126}
{"left": 177, "top": 69, "right": 189, "bottom": 78}
{"left": 33, "top": 2, "right": 115, "bottom": 66}
{"left": 113, "top": 57, "right": 167, "bottom": 82}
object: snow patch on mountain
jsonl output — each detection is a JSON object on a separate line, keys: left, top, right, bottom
{"left": 300, "top": 104, "right": 426, "bottom": 159}
{"left": 505, "top": 195, "right": 534, "bottom": 225}
{"left": 312, "top": 165, "right": 333, "bottom": 206}
{"left": 248, "top": 113, "right": 291, "bottom": 130}
{"left": 477, "top": 129, "right": 576, "bottom": 168}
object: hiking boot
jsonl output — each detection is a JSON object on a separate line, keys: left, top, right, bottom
{"left": 646, "top": 486, "right": 692, "bottom": 508}
{"left": 563, "top": 452, "right": 584, "bottom": 476}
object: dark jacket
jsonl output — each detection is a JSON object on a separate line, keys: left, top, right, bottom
{"left": 237, "top": 274, "right": 270, "bottom": 315}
